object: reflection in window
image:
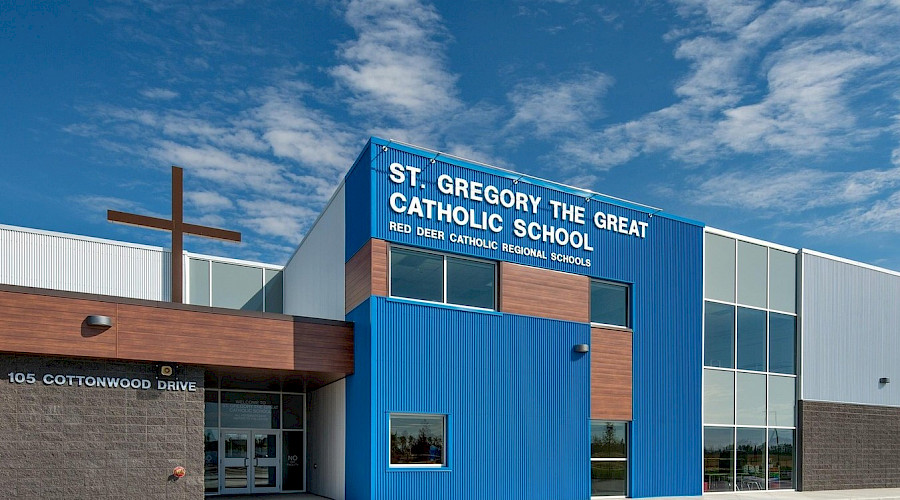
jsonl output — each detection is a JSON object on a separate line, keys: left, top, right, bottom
{"left": 282, "top": 394, "right": 306, "bottom": 430}
{"left": 737, "top": 241, "right": 768, "bottom": 308}
{"left": 389, "top": 414, "right": 446, "bottom": 466}
{"left": 590, "top": 421, "right": 627, "bottom": 497}
{"left": 590, "top": 281, "right": 630, "bottom": 327}
{"left": 737, "top": 307, "right": 766, "bottom": 371}
{"left": 704, "top": 302, "right": 734, "bottom": 368}
{"left": 205, "top": 390, "right": 219, "bottom": 427}
{"left": 736, "top": 428, "right": 766, "bottom": 491}
{"left": 221, "top": 392, "right": 280, "bottom": 429}
{"left": 768, "top": 429, "right": 794, "bottom": 489}
{"left": 591, "top": 461, "right": 626, "bottom": 497}
{"left": 704, "top": 427, "right": 734, "bottom": 492}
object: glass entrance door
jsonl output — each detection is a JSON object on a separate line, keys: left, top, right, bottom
{"left": 221, "top": 431, "right": 280, "bottom": 494}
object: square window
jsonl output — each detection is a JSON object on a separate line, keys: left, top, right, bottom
{"left": 591, "top": 280, "right": 629, "bottom": 327}
{"left": 446, "top": 257, "right": 495, "bottom": 309}
{"left": 389, "top": 414, "right": 446, "bottom": 467}
{"left": 390, "top": 248, "right": 444, "bottom": 302}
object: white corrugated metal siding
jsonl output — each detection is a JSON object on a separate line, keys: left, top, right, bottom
{"left": 282, "top": 185, "right": 346, "bottom": 320}
{"left": 801, "top": 250, "right": 900, "bottom": 407}
{"left": 306, "top": 379, "right": 346, "bottom": 500}
{"left": 0, "top": 224, "right": 169, "bottom": 301}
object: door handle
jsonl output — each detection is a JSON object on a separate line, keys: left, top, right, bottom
{"left": 244, "top": 457, "right": 249, "bottom": 467}
{"left": 254, "top": 458, "right": 259, "bottom": 466}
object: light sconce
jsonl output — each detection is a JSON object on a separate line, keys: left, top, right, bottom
{"left": 86, "top": 315, "right": 113, "bottom": 327}
{"left": 573, "top": 344, "right": 589, "bottom": 354}
{"left": 879, "top": 377, "right": 890, "bottom": 384}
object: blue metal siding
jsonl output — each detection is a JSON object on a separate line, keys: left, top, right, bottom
{"left": 630, "top": 219, "right": 704, "bottom": 498}
{"left": 369, "top": 297, "right": 591, "bottom": 500}
{"left": 344, "top": 141, "right": 373, "bottom": 260}
{"left": 345, "top": 299, "right": 373, "bottom": 500}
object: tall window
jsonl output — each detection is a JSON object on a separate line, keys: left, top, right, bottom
{"left": 703, "top": 233, "right": 797, "bottom": 492}
{"left": 590, "top": 421, "right": 627, "bottom": 497}
{"left": 590, "top": 280, "right": 630, "bottom": 328}
{"left": 390, "top": 247, "right": 496, "bottom": 309}
{"left": 389, "top": 414, "right": 447, "bottom": 467}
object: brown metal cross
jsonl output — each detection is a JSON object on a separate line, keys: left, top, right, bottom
{"left": 107, "top": 166, "right": 241, "bottom": 303}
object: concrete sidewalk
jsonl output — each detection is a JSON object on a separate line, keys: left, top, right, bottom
{"left": 652, "top": 489, "right": 900, "bottom": 500}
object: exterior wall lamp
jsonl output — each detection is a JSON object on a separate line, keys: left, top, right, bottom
{"left": 86, "top": 315, "right": 113, "bottom": 327}
{"left": 879, "top": 377, "right": 890, "bottom": 384}
{"left": 573, "top": 344, "right": 589, "bottom": 353}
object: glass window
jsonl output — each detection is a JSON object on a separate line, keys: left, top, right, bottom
{"left": 736, "top": 428, "right": 766, "bottom": 491}
{"left": 189, "top": 258, "right": 210, "bottom": 306}
{"left": 705, "top": 302, "right": 734, "bottom": 368}
{"left": 737, "top": 307, "right": 766, "bottom": 371}
{"left": 390, "top": 248, "right": 444, "bottom": 303}
{"left": 211, "top": 261, "right": 264, "bottom": 311}
{"left": 735, "top": 372, "right": 766, "bottom": 426}
{"left": 590, "top": 281, "right": 629, "bottom": 327}
{"left": 283, "top": 431, "right": 305, "bottom": 490}
{"left": 704, "top": 369, "right": 734, "bottom": 425}
{"left": 590, "top": 421, "right": 627, "bottom": 497}
{"left": 706, "top": 234, "right": 736, "bottom": 302}
{"left": 704, "top": 427, "right": 734, "bottom": 492}
{"left": 768, "top": 250, "right": 796, "bottom": 313}
{"left": 389, "top": 414, "right": 446, "bottom": 466}
{"left": 768, "top": 313, "right": 796, "bottom": 374}
{"left": 768, "top": 429, "right": 794, "bottom": 489}
{"left": 768, "top": 376, "right": 796, "bottom": 427}
{"left": 282, "top": 394, "right": 305, "bottom": 430}
{"left": 205, "top": 390, "right": 218, "bottom": 427}
{"left": 221, "top": 391, "right": 280, "bottom": 429}
{"left": 204, "top": 429, "right": 219, "bottom": 493}
{"left": 591, "top": 461, "right": 626, "bottom": 497}
{"left": 446, "top": 257, "right": 495, "bottom": 309}
{"left": 264, "top": 269, "right": 283, "bottom": 313}
{"left": 737, "top": 242, "right": 767, "bottom": 308}
{"left": 590, "top": 421, "right": 626, "bottom": 458}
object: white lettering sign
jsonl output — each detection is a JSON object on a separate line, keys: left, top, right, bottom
{"left": 8, "top": 372, "right": 197, "bottom": 392}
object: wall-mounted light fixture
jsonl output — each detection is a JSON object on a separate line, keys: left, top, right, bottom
{"left": 573, "top": 344, "right": 589, "bottom": 353}
{"left": 879, "top": 377, "right": 891, "bottom": 384}
{"left": 85, "top": 315, "right": 113, "bottom": 327}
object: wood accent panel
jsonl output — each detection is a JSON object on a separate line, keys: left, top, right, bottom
{"left": 499, "top": 262, "right": 590, "bottom": 322}
{"left": 0, "top": 290, "right": 118, "bottom": 358}
{"left": 591, "top": 326, "right": 632, "bottom": 420}
{"left": 0, "top": 286, "right": 353, "bottom": 374}
{"left": 345, "top": 238, "right": 388, "bottom": 313}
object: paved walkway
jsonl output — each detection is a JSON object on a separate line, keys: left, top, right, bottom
{"left": 653, "top": 488, "right": 900, "bottom": 500}
{"left": 216, "top": 494, "right": 331, "bottom": 500}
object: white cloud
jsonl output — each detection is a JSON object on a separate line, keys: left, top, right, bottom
{"left": 330, "top": 0, "right": 461, "bottom": 123}
{"left": 140, "top": 88, "right": 179, "bottom": 100}
{"left": 507, "top": 72, "right": 614, "bottom": 136}
{"left": 684, "top": 164, "right": 900, "bottom": 212}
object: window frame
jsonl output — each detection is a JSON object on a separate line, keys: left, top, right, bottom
{"left": 388, "top": 412, "right": 448, "bottom": 469}
{"left": 589, "top": 279, "right": 631, "bottom": 329}
{"left": 388, "top": 245, "right": 497, "bottom": 311}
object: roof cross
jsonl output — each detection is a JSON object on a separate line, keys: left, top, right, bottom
{"left": 107, "top": 166, "right": 241, "bottom": 303}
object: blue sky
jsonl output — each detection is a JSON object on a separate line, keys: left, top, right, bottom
{"left": 3, "top": 0, "right": 900, "bottom": 269}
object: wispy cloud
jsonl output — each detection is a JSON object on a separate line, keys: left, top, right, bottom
{"left": 140, "top": 88, "right": 179, "bottom": 100}
{"left": 330, "top": 0, "right": 462, "bottom": 130}
{"left": 506, "top": 71, "right": 613, "bottom": 136}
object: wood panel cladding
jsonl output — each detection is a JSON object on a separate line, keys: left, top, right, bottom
{"left": 0, "top": 285, "right": 353, "bottom": 374}
{"left": 498, "top": 262, "right": 589, "bottom": 322}
{"left": 591, "top": 326, "right": 632, "bottom": 420}
{"left": 345, "top": 238, "right": 388, "bottom": 313}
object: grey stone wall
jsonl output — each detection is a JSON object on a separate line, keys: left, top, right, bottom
{"left": 799, "top": 400, "right": 900, "bottom": 491}
{"left": 0, "top": 353, "right": 204, "bottom": 499}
